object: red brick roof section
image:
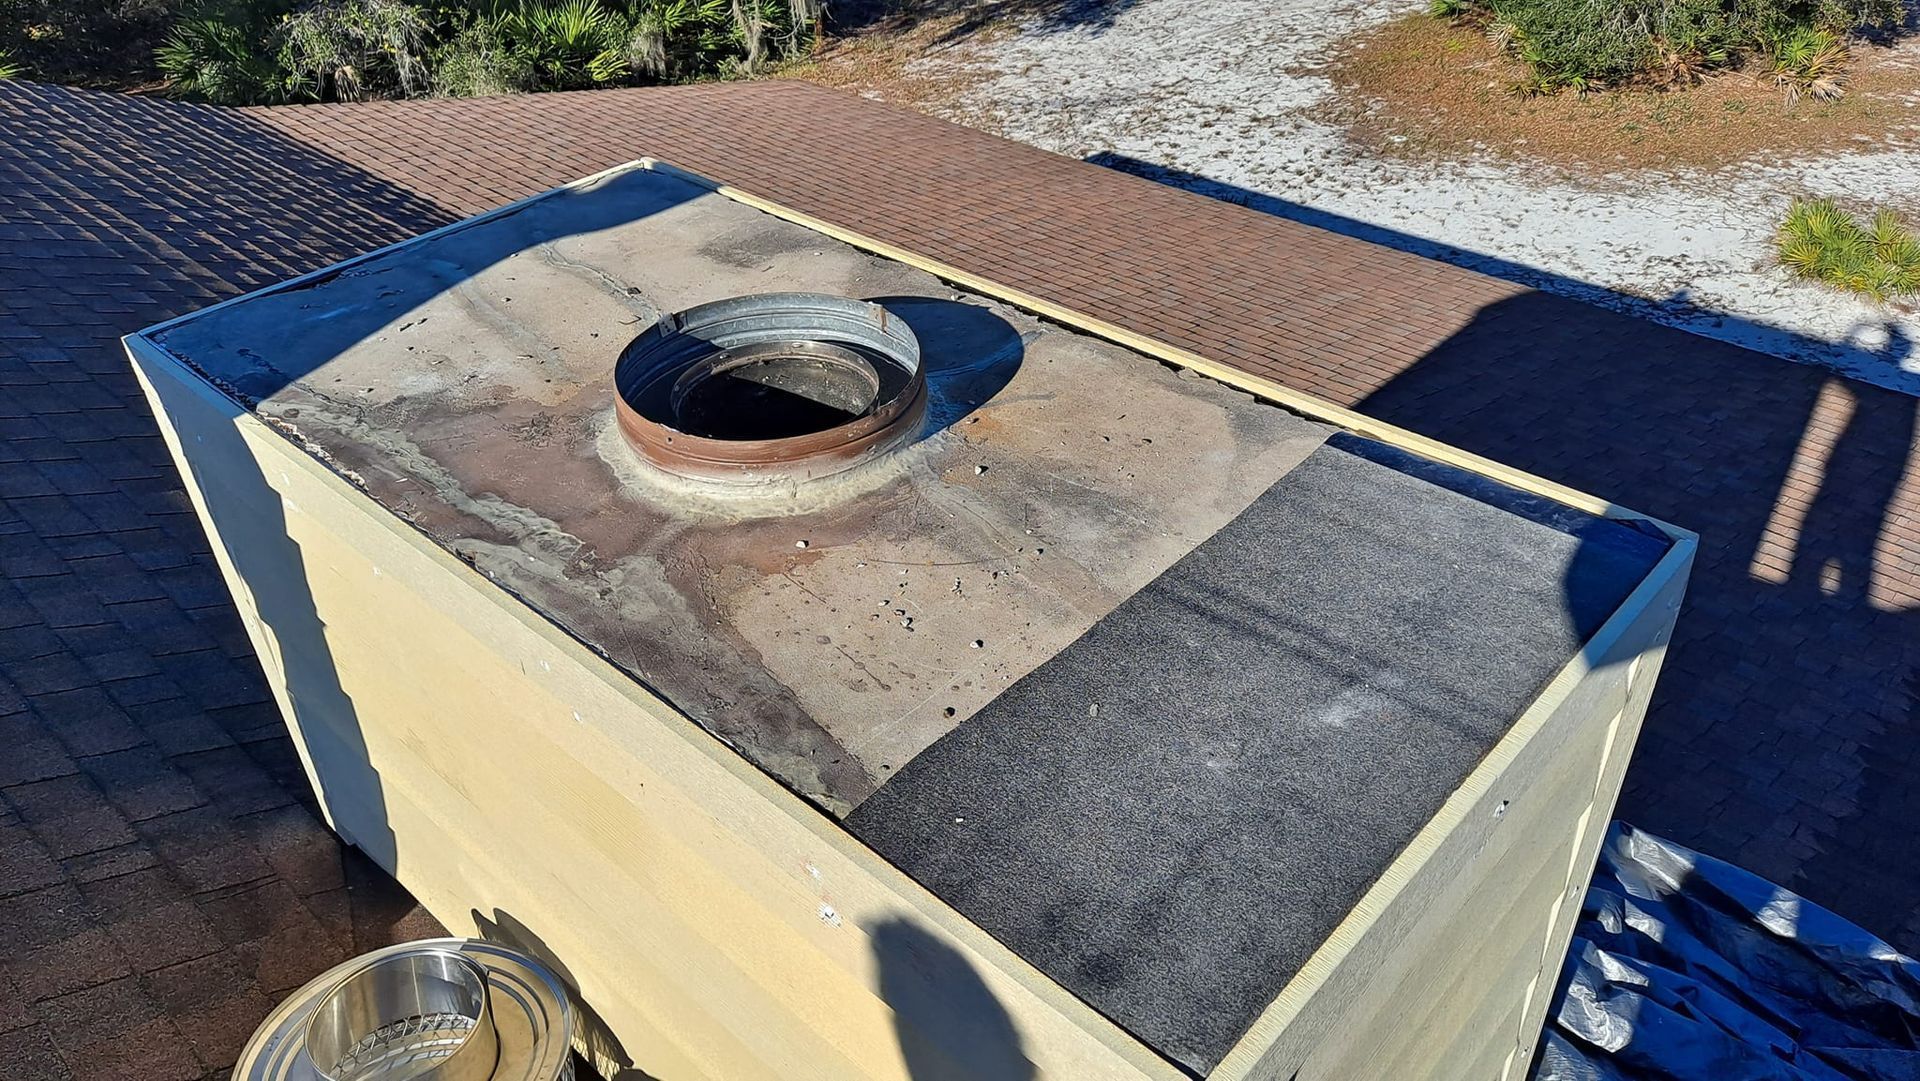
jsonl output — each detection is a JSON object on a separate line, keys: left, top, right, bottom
{"left": 2, "top": 77, "right": 1918, "bottom": 1079}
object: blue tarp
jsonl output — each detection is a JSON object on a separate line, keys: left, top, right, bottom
{"left": 1539, "top": 824, "right": 1920, "bottom": 1081}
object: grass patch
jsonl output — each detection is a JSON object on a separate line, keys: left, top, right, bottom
{"left": 1778, "top": 198, "right": 1920, "bottom": 302}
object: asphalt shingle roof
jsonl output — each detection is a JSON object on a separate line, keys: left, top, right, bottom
{"left": 1, "top": 76, "right": 1917, "bottom": 1079}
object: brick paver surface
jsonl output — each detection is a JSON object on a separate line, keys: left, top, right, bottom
{"left": 3, "top": 77, "right": 1917, "bottom": 1076}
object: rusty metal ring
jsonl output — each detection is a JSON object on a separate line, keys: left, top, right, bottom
{"left": 615, "top": 293, "right": 926, "bottom": 485}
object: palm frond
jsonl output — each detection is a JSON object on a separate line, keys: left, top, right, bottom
{"left": 1778, "top": 197, "right": 1920, "bottom": 303}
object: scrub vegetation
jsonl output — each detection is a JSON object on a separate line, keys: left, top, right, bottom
{"left": 0, "top": 0, "right": 822, "bottom": 102}
{"left": 1428, "top": 0, "right": 1906, "bottom": 97}
{"left": 1323, "top": 11, "right": 1920, "bottom": 171}
{"left": 1778, "top": 198, "right": 1920, "bottom": 302}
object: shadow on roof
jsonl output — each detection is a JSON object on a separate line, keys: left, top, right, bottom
{"left": 0, "top": 81, "right": 457, "bottom": 303}
{"left": 1087, "top": 148, "right": 1920, "bottom": 954}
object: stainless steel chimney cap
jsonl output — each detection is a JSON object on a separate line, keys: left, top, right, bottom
{"left": 234, "top": 938, "right": 574, "bottom": 1081}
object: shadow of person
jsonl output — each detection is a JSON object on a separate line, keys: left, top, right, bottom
{"left": 1786, "top": 325, "right": 1914, "bottom": 606}
{"left": 1309, "top": 281, "right": 1920, "bottom": 947}
{"left": 470, "top": 908, "right": 1036, "bottom": 1080}
{"left": 1758, "top": 325, "right": 1920, "bottom": 942}
{"left": 871, "top": 918, "right": 1036, "bottom": 1081}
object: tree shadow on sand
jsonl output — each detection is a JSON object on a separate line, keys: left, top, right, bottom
{"left": 831, "top": 0, "right": 1142, "bottom": 47}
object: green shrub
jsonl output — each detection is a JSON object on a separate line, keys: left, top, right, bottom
{"left": 1, "top": 0, "right": 232, "bottom": 88}
{"left": 0, "top": 50, "right": 22, "bottom": 78}
{"left": 630, "top": 0, "right": 735, "bottom": 79}
{"left": 1496, "top": 0, "right": 1656, "bottom": 90}
{"left": 1654, "top": 0, "right": 1739, "bottom": 70}
{"left": 429, "top": 14, "right": 530, "bottom": 94}
{"left": 141, "top": 0, "right": 821, "bottom": 104}
{"left": 156, "top": 13, "right": 288, "bottom": 103}
{"left": 279, "top": 0, "right": 430, "bottom": 99}
{"left": 1767, "top": 25, "right": 1848, "bottom": 101}
{"left": 1437, "top": 0, "right": 1908, "bottom": 95}
{"left": 731, "top": 0, "right": 819, "bottom": 72}
{"left": 1778, "top": 198, "right": 1920, "bottom": 302}
{"left": 494, "top": 0, "right": 619, "bottom": 88}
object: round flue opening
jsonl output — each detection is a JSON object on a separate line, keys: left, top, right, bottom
{"left": 616, "top": 293, "right": 926, "bottom": 485}
{"left": 671, "top": 340, "right": 883, "bottom": 440}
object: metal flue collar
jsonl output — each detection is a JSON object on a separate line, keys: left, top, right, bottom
{"left": 614, "top": 292, "right": 927, "bottom": 485}
{"left": 233, "top": 939, "right": 573, "bottom": 1081}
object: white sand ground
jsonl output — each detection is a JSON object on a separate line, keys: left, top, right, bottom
{"left": 892, "top": 0, "right": 1920, "bottom": 393}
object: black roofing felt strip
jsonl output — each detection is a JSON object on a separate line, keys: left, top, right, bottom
{"left": 1324, "top": 431, "right": 1674, "bottom": 557}
{"left": 845, "top": 439, "right": 1665, "bottom": 1074}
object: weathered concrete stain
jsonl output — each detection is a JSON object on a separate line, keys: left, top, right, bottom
{"left": 153, "top": 165, "right": 1331, "bottom": 815}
